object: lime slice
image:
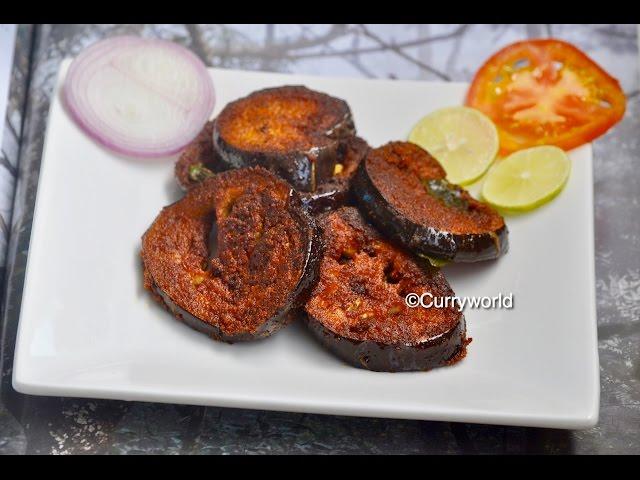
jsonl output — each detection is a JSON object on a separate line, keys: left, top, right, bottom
{"left": 408, "top": 106, "right": 499, "bottom": 185}
{"left": 482, "top": 146, "right": 571, "bottom": 212}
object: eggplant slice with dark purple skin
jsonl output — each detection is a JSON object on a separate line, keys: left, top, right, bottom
{"left": 352, "top": 142, "right": 508, "bottom": 262}
{"left": 142, "top": 167, "right": 321, "bottom": 342}
{"left": 174, "top": 120, "right": 228, "bottom": 190}
{"left": 305, "top": 207, "right": 468, "bottom": 372}
{"left": 213, "top": 86, "right": 356, "bottom": 192}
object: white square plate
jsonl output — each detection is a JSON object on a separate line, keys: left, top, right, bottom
{"left": 13, "top": 62, "right": 599, "bottom": 429}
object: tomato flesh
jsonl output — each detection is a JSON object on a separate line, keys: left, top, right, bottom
{"left": 466, "top": 39, "right": 626, "bottom": 153}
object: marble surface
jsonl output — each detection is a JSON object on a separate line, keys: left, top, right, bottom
{"left": 0, "top": 25, "right": 27, "bottom": 279}
{"left": 0, "top": 24, "right": 639, "bottom": 454}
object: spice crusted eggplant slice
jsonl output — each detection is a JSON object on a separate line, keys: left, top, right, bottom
{"left": 305, "top": 207, "right": 467, "bottom": 372}
{"left": 142, "top": 167, "right": 321, "bottom": 342}
{"left": 213, "top": 86, "right": 356, "bottom": 192}
{"left": 352, "top": 142, "right": 508, "bottom": 262}
{"left": 301, "top": 136, "right": 369, "bottom": 214}
{"left": 175, "top": 120, "right": 228, "bottom": 190}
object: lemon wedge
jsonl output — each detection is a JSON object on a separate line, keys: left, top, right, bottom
{"left": 408, "top": 106, "right": 499, "bottom": 185}
{"left": 482, "top": 145, "right": 571, "bottom": 212}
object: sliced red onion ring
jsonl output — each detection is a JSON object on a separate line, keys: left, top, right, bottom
{"left": 63, "top": 36, "right": 215, "bottom": 158}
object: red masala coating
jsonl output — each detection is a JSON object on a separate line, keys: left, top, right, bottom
{"left": 305, "top": 207, "right": 462, "bottom": 345}
{"left": 142, "top": 167, "right": 312, "bottom": 339}
{"left": 366, "top": 142, "right": 504, "bottom": 235}
{"left": 215, "top": 86, "right": 352, "bottom": 153}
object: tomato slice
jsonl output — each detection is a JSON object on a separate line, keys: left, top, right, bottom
{"left": 466, "top": 39, "right": 626, "bottom": 153}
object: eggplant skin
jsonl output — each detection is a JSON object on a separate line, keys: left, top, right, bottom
{"left": 352, "top": 152, "right": 508, "bottom": 263}
{"left": 213, "top": 86, "right": 356, "bottom": 192}
{"left": 307, "top": 314, "right": 467, "bottom": 372}
{"left": 142, "top": 168, "right": 323, "bottom": 343}
{"left": 148, "top": 281, "right": 300, "bottom": 342}
{"left": 301, "top": 136, "right": 370, "bottom": 215}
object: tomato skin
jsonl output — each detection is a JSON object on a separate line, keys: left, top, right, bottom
{"left": 466, "top": 39, "right": 626, "bottom": 154}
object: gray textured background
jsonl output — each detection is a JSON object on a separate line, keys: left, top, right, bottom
{"left": 0, "top": 24, "right": 638, "bottom": 454}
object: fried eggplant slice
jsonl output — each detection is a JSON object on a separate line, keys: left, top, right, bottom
{"left": 352, "top": 142, "right": 508, "bottom": 262}
{"left": 142, "top": 167, "right": 321, "bottom": 342}
{"left": 213, "top": 86, "right": 355, "bottom": 192}
{"left": 305, "top": 207, "right": 468, "bottom": 372}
